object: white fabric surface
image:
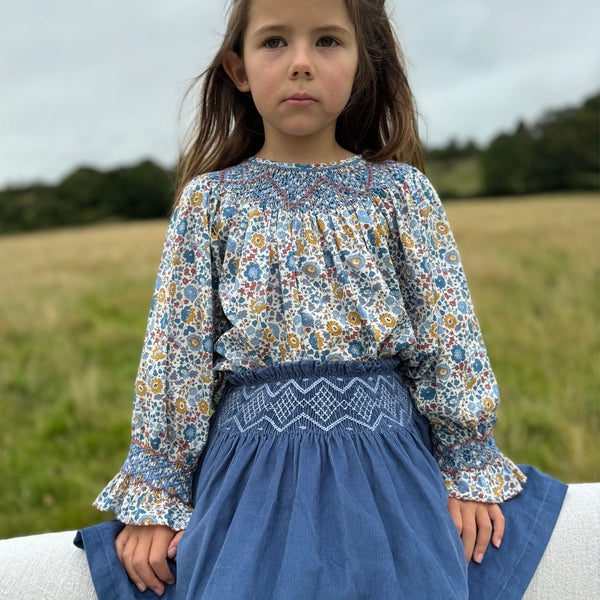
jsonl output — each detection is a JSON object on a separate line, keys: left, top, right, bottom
{"left": 522, "top": 482, "right": 600, "bottom": 600}
{"left": 0, "top": 484, "right": 598, "bottom": 599}
{"left": 0, "top": 529, "right": 97, "bottom": 600}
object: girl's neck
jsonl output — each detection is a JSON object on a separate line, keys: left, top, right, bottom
{"left": 255, "top": 140, "right": 355, "bottom": 166}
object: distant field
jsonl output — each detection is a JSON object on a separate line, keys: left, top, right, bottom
{"left": 0, "top": 192, "right": 598, "bottom": 538}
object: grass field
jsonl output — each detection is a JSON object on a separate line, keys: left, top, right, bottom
{"left": 0, "top": 192, "right": 598, "bottom": 538}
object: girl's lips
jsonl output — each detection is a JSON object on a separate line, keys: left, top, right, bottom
{"left": 284, "top": 95, "right": 317, "bottom": 106}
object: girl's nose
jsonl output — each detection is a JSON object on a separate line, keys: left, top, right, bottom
{"left": 289, "top": 47, "right": 314, "bottom": 79}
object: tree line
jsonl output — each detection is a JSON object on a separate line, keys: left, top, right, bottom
{"left": 1, "top": 93, "right": 597, "bottom": 235}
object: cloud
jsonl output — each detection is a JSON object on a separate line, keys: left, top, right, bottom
{"left": 1, "top": 0, "right": 598, "bottom": 187}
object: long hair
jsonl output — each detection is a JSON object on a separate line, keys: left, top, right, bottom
{"left": 175, "top": 0, "right": 424, "bottom": 201}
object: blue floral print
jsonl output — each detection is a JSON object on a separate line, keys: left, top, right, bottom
{"left": 93, "top": 156, "right": 526, "bottom": 530}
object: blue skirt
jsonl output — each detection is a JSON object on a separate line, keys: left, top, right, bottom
{"left": 76, "top": 359, "right": 566, "bottom": 599}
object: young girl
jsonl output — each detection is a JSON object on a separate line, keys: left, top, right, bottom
{"left": 75, "top": 0, "right": 567, "bottom": 598}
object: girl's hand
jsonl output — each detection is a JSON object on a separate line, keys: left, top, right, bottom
{"left": 115, "top": 524, "right": 184, "bottom": 596}
{"left": 447, "top": 498, "right": 504, "bottom": 564}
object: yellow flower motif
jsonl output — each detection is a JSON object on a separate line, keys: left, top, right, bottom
{"left": 342, "top": 224, "right": 355, "bottom": 238}
{"left": 425, "top": 290, "right": 440, "bottom": 306}
{"left": 348, "top": 311, "right": 361, "bottom": 326}
{"left": 168, "top": 282, "right": 177, "bottom": 297}
{"left": 188, "top": 336, "right": 201, "bottom": 349}
{"left": 317, "top": 218, "right": 326, "bottom": 233}
{"left": 401, "top": 233, "right": 414, "bottom": 248}
{"left": 176, "top": 398, "right": 187, "bottom": 414}
{"left": 191, "top": 192, "right": 203, "bottom": 207}
{"left": 287, "top": 333, "right": 300, "bottom": 349}
{"left": 312, "top": 332, "right": 325, "bottom": 350}
{"left": 152, "top": 347, "right": 166, "bottom": 361}
{"left": 280, "top": 345, "right": 287, "bottom": 361}
{"left": 436, "top": 222, "right": 449, "bottom": 235}
{"left": 429, "top": 323, "right": 438, "bottom": 339}
{"left": 422, "top": 205, "right": 431, "bottom": 217}
{"left": 170, "top": 251, "right": 181, "bottom": 266}
{"left": 483, "top": 397, "right": 494, "bottom": 412}
{"left": 199, "top": 399, "right": 209, "bottom": 415}
{"left": 379, "top": 313, "right": 397, "bottom": 328}
{"left": 158, "top": 288, "right": 166, "bottom": 303}
{"left": 263, "top": 327, "right": 276, "bottom": 343}
{"left": 136, "top": 381, "right": 147, "bottom": 396}
{"left": 153, "top": 491, "right": 164, "bottom": 504}
{"left": 333, "top": 283, "right": 344, "bottom": 299}
{"left": 447, "top": 252, "right": 459, "bottom": 263}
{"left": 305, "top": 230, "right": 317, "bottom": 245}
{"left": 349, "top": 256, "right": 363, "bottom": 269}
{"left": 150, "top": 378, "right": 163, "bottom": 394}
{"left": 304, "top": 263, "right": 319, "bottom": 277}
{"left": 327, "top": 321, "right": 342, "bottom": 336}
{"left": 249, "top": 208, "right": 261, "bottom": 219}
{"left": 142, "top": 517, "right": 156, "bottom": 525}
{"left": 444, "top": 314, "right": 457, "bottom": 329}
{"left": 465, "top": 376, "right": 476, "bottom": 390}
{"left": 437, "top": 366, "right": 449, "bottom": 379}
{"left": 252, "top": 233, "right": 265, "bottom": 248}
{"left": 250, "top": 297, "right": 266, "bottom": 314}
{"left": 185, "top": 308, "right": 197, "bottom": 324}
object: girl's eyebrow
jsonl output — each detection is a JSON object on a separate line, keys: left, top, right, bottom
{"left": 252, "top": 24, "right": 352, "bottom": 38}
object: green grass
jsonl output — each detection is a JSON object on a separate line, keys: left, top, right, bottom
{"left": 1, "top": 193, "right": 598, "bottom": 538}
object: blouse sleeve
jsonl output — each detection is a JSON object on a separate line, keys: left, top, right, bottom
{"left": 93, "top": 174, "right": 224, "bottom": 530}
{"left": 393, "top": 165, "right": 526, "bottom": 503}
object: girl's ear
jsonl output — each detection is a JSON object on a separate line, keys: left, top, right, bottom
{"left": 222, "top": 51, "right": 251, "bottom": 92}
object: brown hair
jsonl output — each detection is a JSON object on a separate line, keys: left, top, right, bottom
{"left": 175, "top": 0, "right": 424, "bottom": 200}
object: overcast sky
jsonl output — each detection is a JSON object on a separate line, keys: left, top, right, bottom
{"left": 1, "top": 0, "right": 598, "bottom": 188}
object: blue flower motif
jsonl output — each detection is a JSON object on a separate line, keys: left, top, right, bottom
{"left": 348, "top": 340, "right": 364, "bottom": 357}
{"left": 457, "top": 480, "right": 471, "bottom": 493}
{"left": 323, "top": 250, "right": 334, "bottom": 269}
{"left": 150, "top": 437, "right": 162, "bottom": 451}
{"left": 184, "top": 285, "right": 198, "bottom": 301}
{"left": 176, "top": 218, "right": 188, "bottom": 236}
{"left": 421, "top": 386, "right": 436, "bottom": 400}
{"left": 245, "top": 263, "right": 262, "bottom": 282}
{"left": 222, "top": 205, "right": 235, "bottom": 218}
{"left": 356, "top": 209, "right": 371, "bottom": 224}
{"left": 472, "top": 358, "right": 483, "bottom": 372}
{"left": 183, "top": 249, "right": 195, "bottom": 264}
{"left": 451, "top": 344, "right": 466, "bottom": 363}
{"left": 435, "top": 275, "right": 446, "bottom": 288}
{"left": 457, "top": 301, "right": 468, "bottom": 314}
{"left": 183, "top": 424, "right": 196, "bottom": 442}
{"left": 285, "top": 252, "right": 296, "bottom": 271}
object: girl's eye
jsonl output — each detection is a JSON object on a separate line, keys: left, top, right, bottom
{"left": 264, "top": 37, "right": 285, "bottom": 49}
{"left": 317, "top": 37, "right": 339, "bottom": 48}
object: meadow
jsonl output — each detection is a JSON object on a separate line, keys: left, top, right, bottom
{"left": 0, "top": 193, "right": 598, "bottom": 539}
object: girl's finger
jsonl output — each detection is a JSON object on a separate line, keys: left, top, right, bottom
{"left": 472, "top": 506, "right": 493, "bottom": 564}
{"left": 131, "top": 535, "right": 165, "bottom": 596}
{"left": 459, "top": 506, "right": 477, "bottom": 564}
{"left": 119, "top": 534, "right": 147, "bottom": 593}
{"left": 148, "top": 531, "right": 176, "bottom": 586}
{"left": 115, "top": 526, "right": 131, "bottom": 563}
{"left": 489, "top": 503, "right": 505, "bottom": 548}
{"left": 168, "top": 530, "right": 185, "bottom": 559}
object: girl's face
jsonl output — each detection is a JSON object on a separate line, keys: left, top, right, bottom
{"left": 224, "top": 0, "right": 358, "bottom": 160}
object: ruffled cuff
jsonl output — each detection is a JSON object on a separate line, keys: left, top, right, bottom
{"left": 93, "top": 470, "right": 193, "bottom": 530}
{"left": 92, "top": 443, "right": 195, "bottom": 530}
{"left": 436, "top": 434, "right": 527, "bottom": 503}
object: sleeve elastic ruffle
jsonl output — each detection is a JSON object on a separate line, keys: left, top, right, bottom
{"left": 437, "top": 433, "right": 526, "bottom": 503}
{"left": 93, "top": 174, "right": 221, "bottom": 529}
{"left": 392, "top": 164, "right": 526, "bottom": 503}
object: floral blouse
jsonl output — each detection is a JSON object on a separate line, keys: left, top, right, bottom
{"left": 94, "top": 156, "right": 526, "bottom": 530}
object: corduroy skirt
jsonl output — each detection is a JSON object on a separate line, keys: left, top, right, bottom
{"left": 76, "top": 359, "right": 566, "bottom": 599}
